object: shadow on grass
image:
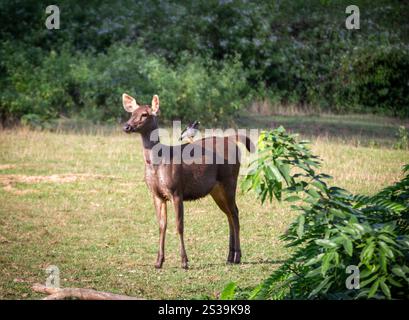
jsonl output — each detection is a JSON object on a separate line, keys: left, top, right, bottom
{"left": 131, "top": 259, "right": 285, "bottom": 270}
{"left": 12, "top": 113, "right": 408, "bottom": 147}
{"left": 236, "top": 113, "right": 409, "bottom": 147}
{"left": 183, "top": 259, "right": 286, "bottom": 270}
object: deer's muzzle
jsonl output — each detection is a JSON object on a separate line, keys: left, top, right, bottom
{"left": 123, "top": 124, "right": 133, "bottom": 133}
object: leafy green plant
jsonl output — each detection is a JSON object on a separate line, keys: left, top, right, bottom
{"left": 220, "top": 282, "right": 237, "bottom": 300}
{"left": 338, "top": 45, "right": 409, "bottom": 117}
{"left": 1, "top": 43, "right": 249, "bottom": 125}
{"left": 227, "top": 127, "right": 409, "bottom": 299}
{"left": 394, "top": 126, "right": 409, "bottom": 150}
{"left": 20, "top": 113, "right": 55, "bottom": 130}
{"left": 241, "top": 126, "right": 321, "bottom": 203}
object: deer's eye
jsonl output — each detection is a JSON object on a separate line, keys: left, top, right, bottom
{"left": 140, "top": 113, "right": 148, "bottom": 119}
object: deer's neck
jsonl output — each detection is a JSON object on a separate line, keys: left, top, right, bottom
{"left": 140, "top": 121, "right": 160, "bottom": 165}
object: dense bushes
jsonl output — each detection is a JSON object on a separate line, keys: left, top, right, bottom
{"left": 70, "top": 46, "right": 249, "bottom": 124}
{"left": 224, "top": 127, "right": 409, "bottom": 299}
{"left": 1, "top": 0, "right": 409, "bottom": 125}
{"left": 337, "top": 45, "right": 409, "bottom": 116}
{"left": 1, "top": 44, "right": 249, "bottom": 125}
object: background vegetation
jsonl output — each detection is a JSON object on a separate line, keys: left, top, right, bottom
{"left": 1, "top": 0, "right": 409, "bottom": 126}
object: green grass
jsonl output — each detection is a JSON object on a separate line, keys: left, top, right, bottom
{"left": 237, "top": 112, "right": 408, "bottom": 147}
{"left": 0, "top": 114, "right": 408, "bottom": 299}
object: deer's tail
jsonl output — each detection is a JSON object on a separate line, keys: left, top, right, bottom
{"left": 234, "top": 134, "right": 256, "bottom": 153}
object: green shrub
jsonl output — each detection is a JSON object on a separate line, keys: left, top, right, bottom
{"left": 0, "top": 43, "right": 77, "bottom": 122}
{"left": 394, "top": 126, "right": 409, "bottom": 150}
{"left": 338, "top": 45, "right": 409, "bottom": 117}
{"left": 71, "top": 46, "right": 249, "bottom": 124}
{"left": 225, "top": 127, "right": 409, "bottom": 299}
{"left": 1, "top": 43, "right": 249, "bottom": 125}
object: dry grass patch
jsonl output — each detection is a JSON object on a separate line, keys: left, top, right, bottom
{"left": 0, "top": 173, "right": 115, "bottom": 195}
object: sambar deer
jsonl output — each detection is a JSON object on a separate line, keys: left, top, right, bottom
{"left": 122, "top": 93, "right": 254, "bottom": 269}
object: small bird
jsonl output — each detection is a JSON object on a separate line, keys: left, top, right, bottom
{"left": 180, "top": 121, "right": 200, "bottom": 143}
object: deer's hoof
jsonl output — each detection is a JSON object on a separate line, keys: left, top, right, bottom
{"left": 181, "top": 257, "right": 189, "bottom": 269}
{"left": 227, "top": 251, "right": 235, "bottom": 263}
{"left": 155, "top": 256, "right": 164, "bottom": 269}
{"left": 233, "top": 251, "right": 241, "bottom": 264}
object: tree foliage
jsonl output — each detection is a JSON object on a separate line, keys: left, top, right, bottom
{"left": 1, "top": 0, "right": 409, "bottom": 124}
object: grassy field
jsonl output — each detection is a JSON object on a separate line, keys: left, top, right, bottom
{"left": 0, "top": 114, "right": 408, "bottom": 299}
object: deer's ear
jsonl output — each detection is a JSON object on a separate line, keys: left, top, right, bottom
{"left": 122, "top": 93, "right": 139, "bottom": 113}
{"left": 151, "top": 95, "right": 160, "bottom": 115}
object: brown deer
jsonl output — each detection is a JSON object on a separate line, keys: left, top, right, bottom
{"left": 122, "top": 93, "right": 254, "bottom": 269}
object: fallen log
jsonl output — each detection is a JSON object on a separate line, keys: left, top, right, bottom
{"left": 32, "top": 283, "right": 143, "bottom": 300}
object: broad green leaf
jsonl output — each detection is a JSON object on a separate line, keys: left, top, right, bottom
{"left": 392, "top": 266, "right": 406, "bottom": 278}
{"left": 220, "top": 282, "right": 237, "bottom": 300}
{"left": 387, "top": 276, "right": 403, "bottom": 288}
{"left": 360, "top": 242, "right": 375, "bottom": 262}
{"left": 378, "top": 235, "right": 396, "bottom": 246}
{"left": 269, "top": 166, "right": 283, "bottom": 182}
{"left": 315, "top": 239, "right": 337, "bottom": 248}
{"left": 307, "top": 188, "right": 321, "bottom": 199}
{"left": 305, "top": 253, "right": 324, "bottom": 267}
{"left": 379, "top": 279, "right": 391, "bottom": 300}
{"left": 352, "top": 223, "right": 365, "bottom": 233}
{"left": 378, "top": 241, "right": 394, "bottom": 259}
{"left": 360, "top": 274, "right": 378, "bottom": 288}
{"left": 311, "top": 180, "right": 327, "bottom": 192}
{"left": 379, "top": 251, "right": 387, "bottom": 272}
{"left": 305, "top": 267, "right": 321, "bottom": 278}
{"left": 297, "top": 215, "right": 305, "bottom": 238}
{"left": 329, "top": 208, "right": 347, "bottom": 219}
{"left": 277, "top": 163, "right": 292, "bottom": 185}
{"left": 342, "top": 238, "right": 353, "bottom": 256}
{"left": 368, "top": 279, "right": 380, "bottom": 298}
{"left": 284, "top": 195, "right": 301, "bottom": 202}
{"left": 308, "top": 276, "right": 333, "bottom": 298}
{"left": 360, "top": 267, "right": 376, "bottom": 279}
{"left": 321, "top": 252, "right": 335, "bottom": 275}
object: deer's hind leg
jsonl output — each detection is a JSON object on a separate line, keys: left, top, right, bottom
{"left": 230, "top": 203, "right": 241, "bottom": 263}
{"left": 172, "top": 193, "right": 189, "bottom": 269}
{"left": 210, "top": 183, "right": 241, "bottom": 264}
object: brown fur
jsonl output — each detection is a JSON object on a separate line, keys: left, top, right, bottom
{"left": 123, "top": 96, "right": 254, "bottom": 269}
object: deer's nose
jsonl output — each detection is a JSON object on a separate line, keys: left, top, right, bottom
{"left": 123, "top": 124, "right": 132, "bottom": 132}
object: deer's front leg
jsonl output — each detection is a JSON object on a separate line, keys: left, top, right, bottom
{"left": 172, "top": 194, "right": 188, "bottom": 269}
{"left": 154, "top": 196, "right": 167, "bottom": 269}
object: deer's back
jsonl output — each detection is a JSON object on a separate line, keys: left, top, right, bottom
{"left": 146, "top": 136, "right": 242, "bottom": 201}
{"left": 181, "top": 136, "right": 241, "bottom": 200}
